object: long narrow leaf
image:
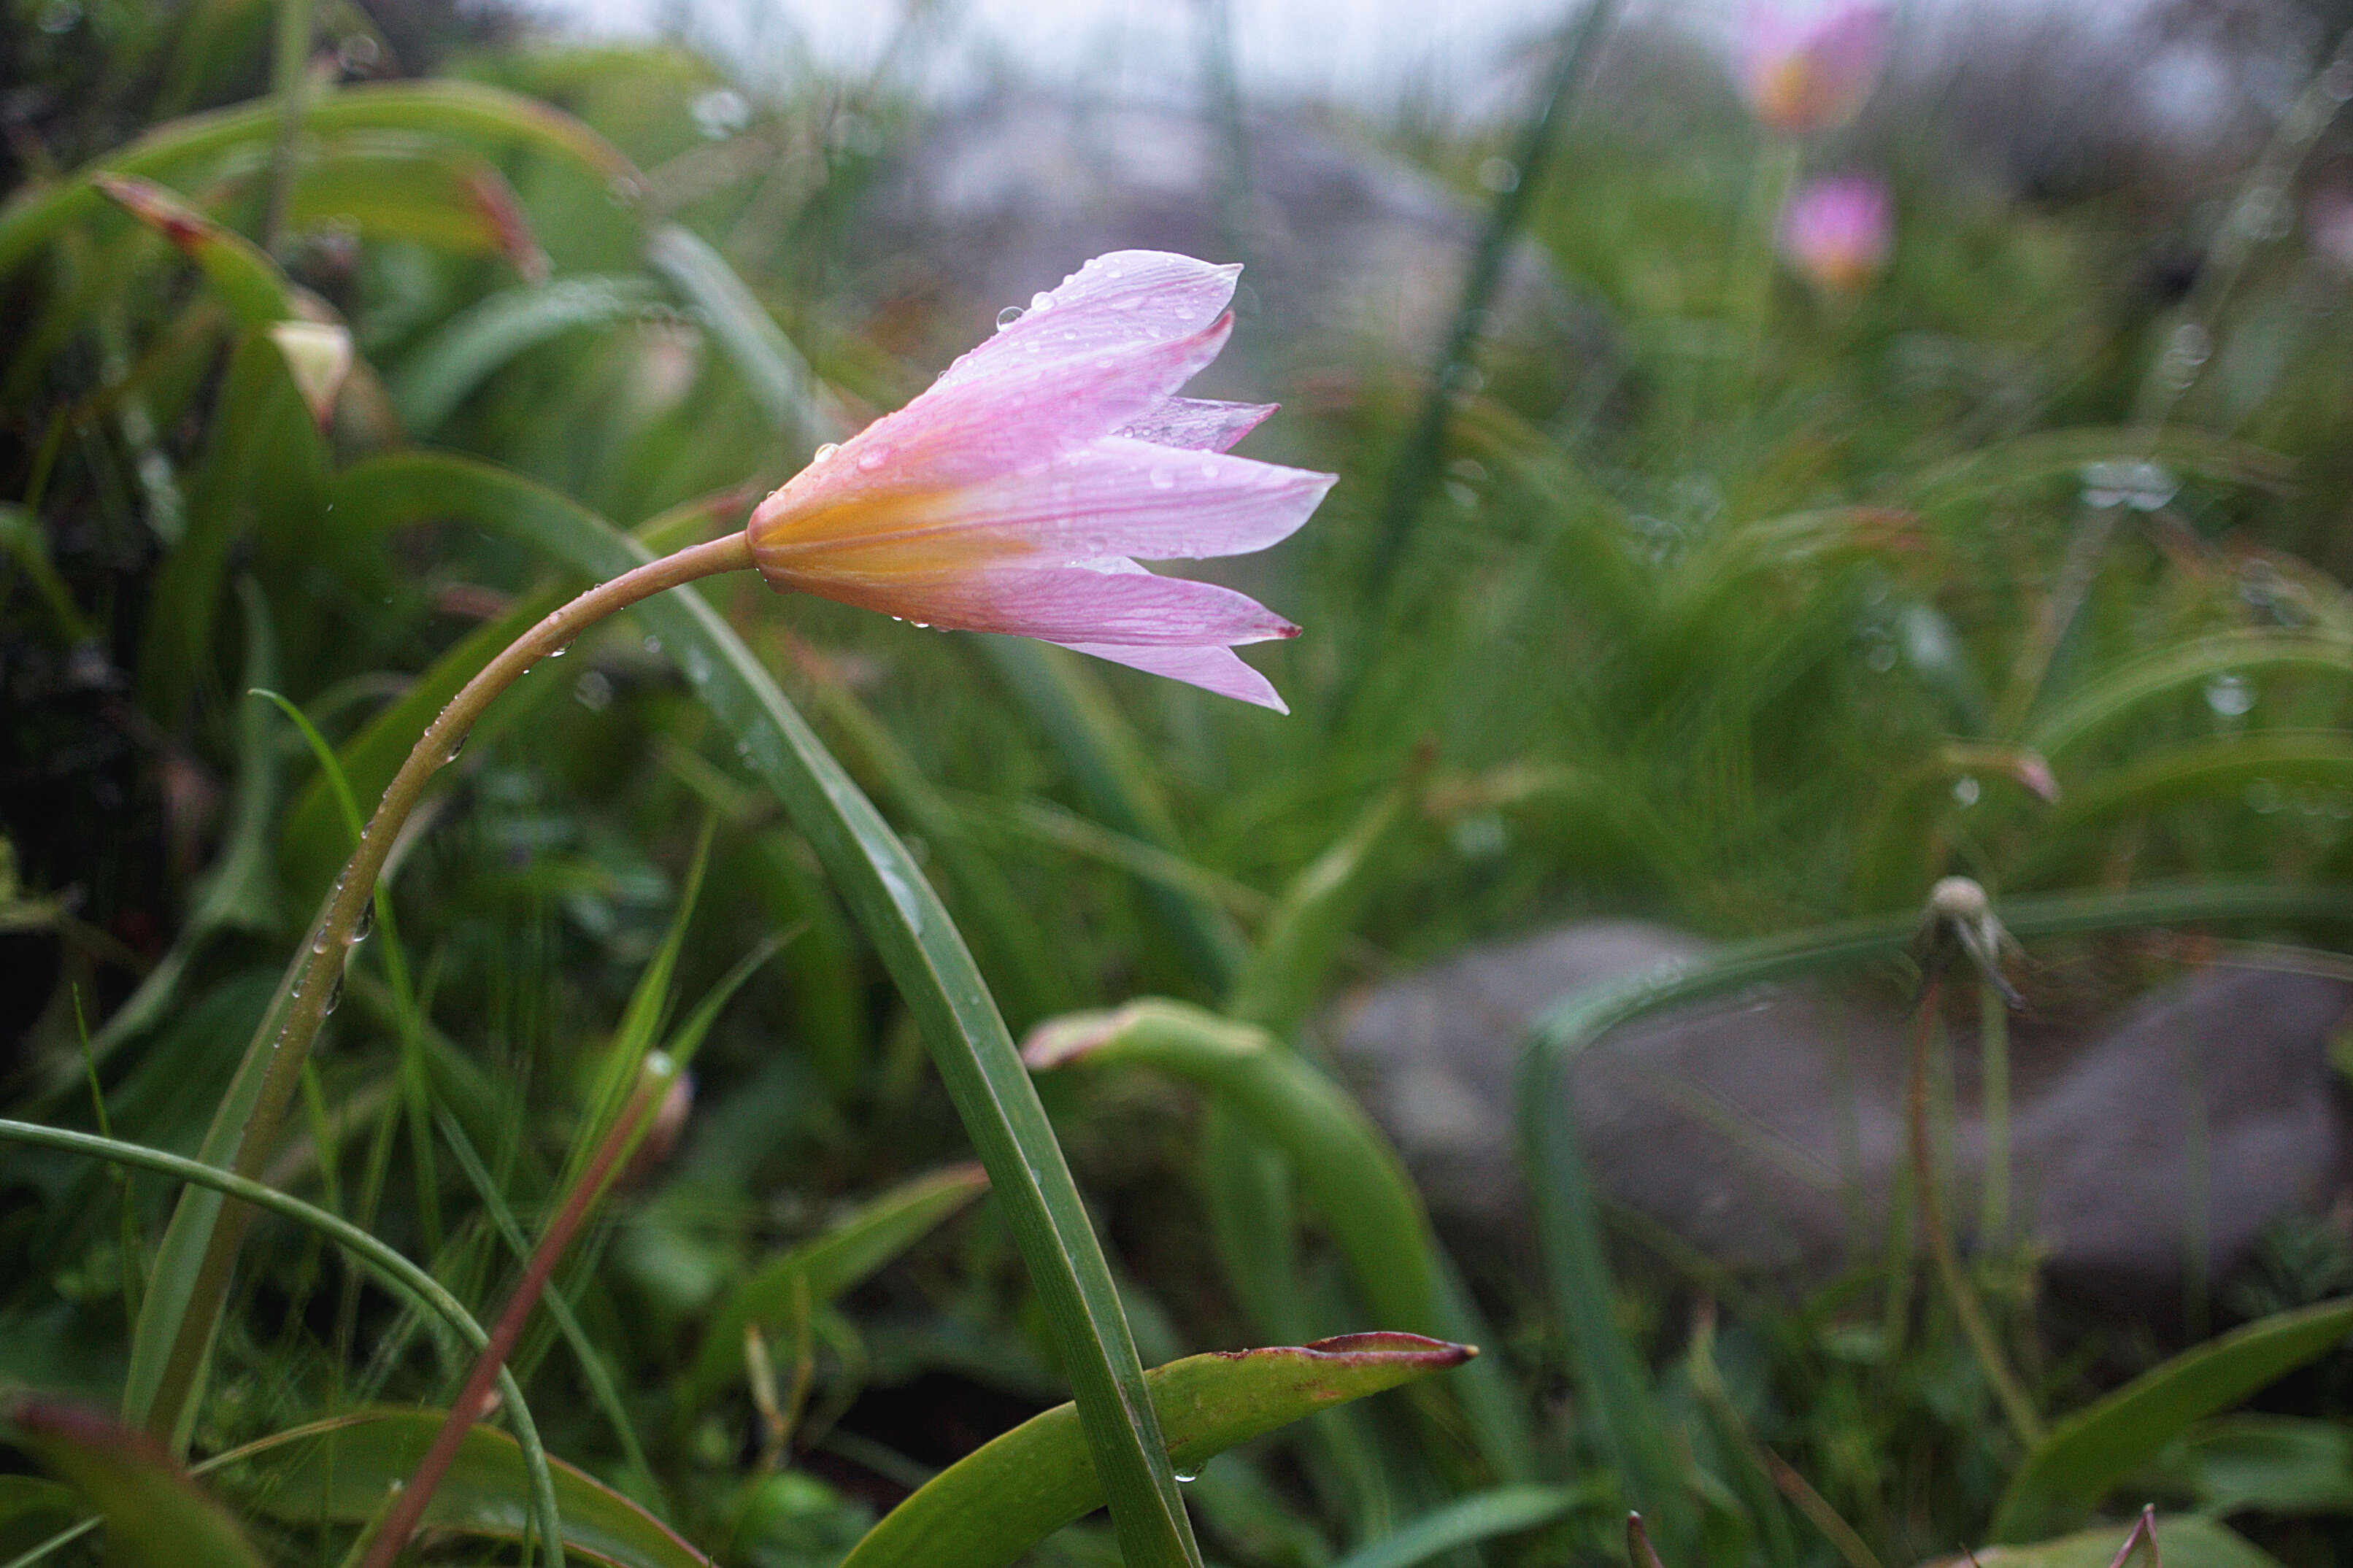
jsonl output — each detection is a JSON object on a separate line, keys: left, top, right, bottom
{"left": 841, "top": 1335, "right": 1474, "bottom": 1568}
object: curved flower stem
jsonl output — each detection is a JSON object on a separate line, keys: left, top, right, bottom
{"left": 145, "top": 531, "right": 755, "bottom": 1440}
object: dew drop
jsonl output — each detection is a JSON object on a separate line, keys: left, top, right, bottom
{"left": 312, "top": 932, "right": 333, "bottom": 955}
{"left": 1174, "top": 1470, "right": 1198, "bottom": 1485}
{"left": 1030, "top": 291, "right": 1054, "bottom": 312}
{"left": 322, "top": 975, "right": 344, "bottom": 1016}
{"left": 813, "top": 441, "right": 841, "bottom": 463}
{"left": 856, "top": 444, "right": 891, "bottom": 471}
{"left": 444, "top": 728, "right": 469, "bottom": 763}
{"left": 2204, "top": 673, "right": 2254, "bottom": 717}
{"left": 996, "top": 305, "right": 1025, "bottom": 329}
{"left": 1952, "top": 776, "right": 1980, "bottom": 806}
{"left": 644, "top": 633, "right": 663, "bottom": 655}
{"left": 350, "top": 901, "right": 375, "bottom": 944}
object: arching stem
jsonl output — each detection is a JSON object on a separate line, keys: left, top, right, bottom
{"left": 144, "top": 531, "right": 755, "bottom": 1440}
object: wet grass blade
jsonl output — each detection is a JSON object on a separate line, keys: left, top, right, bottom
{"left": 1990, "top": 1298, "right": 2353, "bottom": 1542}
{"left": 0, "top": 1119, "right": 564, "bottom": 1562}
{"left": 390, "top": 278, "right": 660, "bottom": 434}
{"left": 2025, "top": 633, "right": 2353, "bottom": 757}
{"left": 1324, "top": 1486, "right": 1580, "bottom": 1568}
{"left": 644, "top": 223, "right": 827, "bottom": 456}
{"left": 680, "top": 1165, "right": 990, "bottom": 1416}
{"left": 839, "top": 1335, "right": 1474, "bottom": 1568}
{"left": 316, "top": 450, "right": 1204, "bottom": 1568}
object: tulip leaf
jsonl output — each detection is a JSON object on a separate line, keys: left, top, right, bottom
{"left": 282, "top": 143, "right": 547, "bottom": 274}
{"left": 228, "top": 1410, "right": 707, "bottom": 1568}
{"left": 1989, "top": 1298, "right": 2353, "bottom": 1542}
{"left": 293, "top": 450, "right": 1204, "bottom": 1568}
{"left": 682, "top": 1164, "right": 990, "bottom": 1416}
{"left": 840, "top": 1335, "right": 1475, "bottom": 1568}
{"left": 5, "top": 1398, "right": 266, "bottom": 1568}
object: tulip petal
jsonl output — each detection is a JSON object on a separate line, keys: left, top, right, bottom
{"left": 937, "top": 251, "right": 1241, "bottom": 391}
{"left": 763, "top": 437, "right": 1328, "bottom": 568}
{"left": 1054, "top": 640, "right": 1288, "bottom": 712}
{"left": 1117, "top": 397, "right": 1276, "bottom": 452}
{"left": 776, "top": 560, "right": 1297, "bottom": 646}
{"left": 754, "top": 318, "right": 1236, "bottom": 539}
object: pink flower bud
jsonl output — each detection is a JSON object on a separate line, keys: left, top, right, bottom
{"left": 1741, "top": 1, "right": 1890, "bottom": 136}
{"left": 1780, "top": 174, "right": 1894, "bottom": 294}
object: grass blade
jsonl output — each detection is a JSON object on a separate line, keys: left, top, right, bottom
{"left": 679, "top": 1165, "right": 990, "bottom": 1416}
{"left": 1325, "top": 1486, "right": 1579, "bottom": 1568}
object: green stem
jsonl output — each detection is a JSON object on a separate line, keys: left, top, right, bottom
{"left": 1907, "top": 976, "right": 2043, "bottom": 1447}
{"left": 0, "top": 1119, "right": 563, "bottom": 1567}
{"left": 140, "top": 530, "right": 754, "bottom": 1443}
{"left": 263, "top": 0, "right": 316, "bottom": 251}
{"left": 357, "top": 1060, "right": 671, "bottom": 1568}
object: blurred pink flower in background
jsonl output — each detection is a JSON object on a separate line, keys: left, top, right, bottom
{"left": 1780, "top": 174, "right": 1894, "bottom": 293}
{"left": 746, "top": 251, "right": 1334, "bottom": 711}
{"left": 1741, "top": 0, "right": 1890, "bottom": 136}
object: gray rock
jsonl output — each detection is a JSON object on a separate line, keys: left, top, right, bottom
{"left": 845, "top": 91, "right": 1612, "bottom": 412}
{"left": 1330, "top": 922, "right": 2353, "bottom": 1309}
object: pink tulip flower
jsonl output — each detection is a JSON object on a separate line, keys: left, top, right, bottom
{"left": 1780, "top": 174, "right": 1894, "bottom": 294}
{"left": 746, "top": 252, "right": 1333, "bottom": 711}
{"left": 1741, "top": 1, "right": 1890, "bottom": 136}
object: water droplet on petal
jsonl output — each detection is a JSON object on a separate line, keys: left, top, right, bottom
{"left": 1149, "top": 465, "right": 1174, "bottom": 490}
{"left": 996, "top": 305, "right": 1025, "bottom": 328}
{"left": 813, "top": 441, "right": 841, "bottom": 463}
{"left": 856, "top": 442, "right": 891, "bottom": 471}
{"left": 1030, "top": 291, "right": 1054, "bottom": 312}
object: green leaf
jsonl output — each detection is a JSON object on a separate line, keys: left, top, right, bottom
{"left": 0, "top": 1475, "right": 88, "bottom": 1561}
{"left": 281, "top": 142, "right": 547, "bottom": 274}
{"left": 1900, "top": 427, "right": 2292, "bottom": 513}
{"left": 1990, "top": 1299, "right": 2353, "bottom": 1541}
{"left": 682, "top": 1164, "right": 991, "bottom": 1416}
{"left": 389, "top": 277, "right": 660, "bottom": 434}
{"left": 91, "top": 174, "right": 298, "bottom": 327}
{"left": 2018, "top": 734, "right": 2353, "bottom": 881}
{"left": 4, "top": 1398, "right": 265, "bottom": 1568}
{"left": 2156, "top": 1416, "right": 2353, "bottom": 1517}
{"left": 644, "top": 223, "right": 826, "bottom": 455}
{"left": 1955, "top": 1516, "right": 2283, "bottom": 1568}
{"left": 2026, "top": 633, "right": 2353, "bottom": 757}
{"left": 307, "top": 450, "right": 1202, "bottom": 1568}
{"left": 0, "top": 81, "right": 640, "bottom": 283}
{"left": 230, "top": 1410, "right": 706, "bottom": 1568}
{"left": 839, "top": 1335, "right": 1475, "bottom": 1568}
{"left": 1325, "top": 1486, "right": 1579, "bottom": 1568}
